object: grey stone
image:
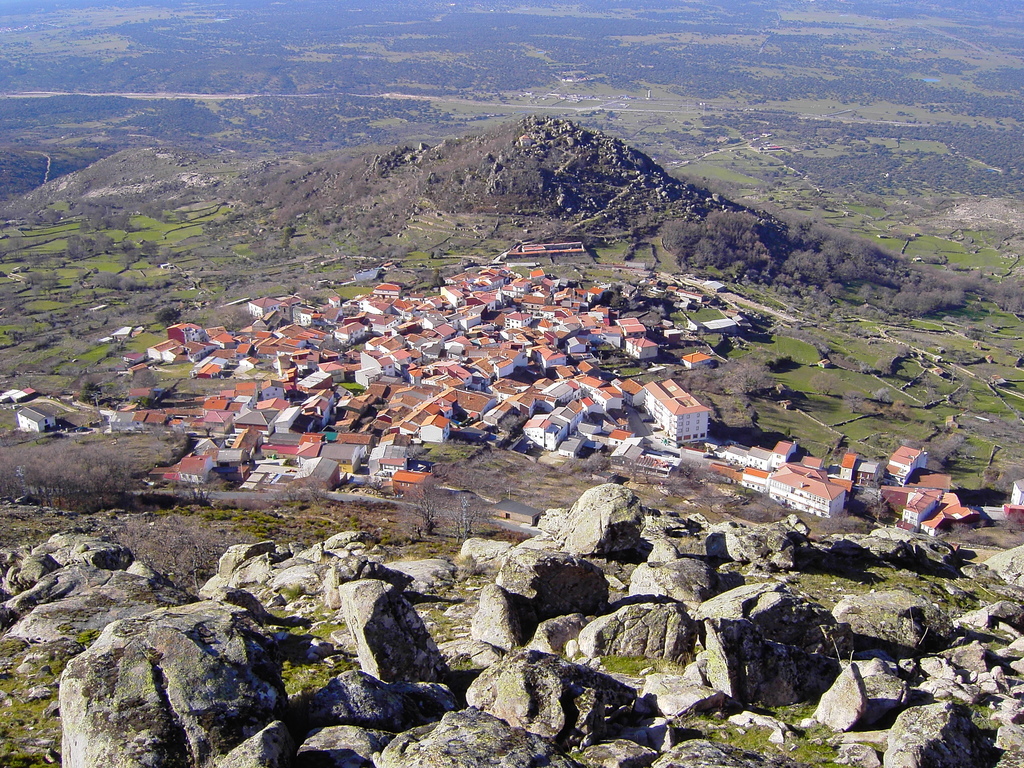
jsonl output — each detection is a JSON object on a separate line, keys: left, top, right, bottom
{"left": 387, "top": 559, "right": 457, "bottom": 595}
{"left": 576, "top": 601, "right": 697, "bottom": 664}
{"left": 338, "top": 578, "right": 448, "bottom": 683}
{"left": 640, "top": 674, "right": 728, "bottom": 718}
{"left": 376, "top": 707, "right": 585, "bottom": 768}
{"left": 60, "top": 601, "right": 285, "bottom": 768}
{"left": 832, "top": 590, "right": 953, "bottom": 658}
{"left": 815, "top": 662, "right": 868, "bottom": 732}
{"left": 981, "top": 543, "right": 1024, "bottom": 587}
{"left": 703, "top": 617, "right": 839, "bottom": 707}
{"left": 497, "top": 546, "right": 608, "bottom": 621}
{"left": 216, "top": 721, "right": 294, "bottom": 768}
{"left": 695, "top": 581, "right": 852, "bottom": 656}
{"left": 883, "top": 702, "right": 994, "bottom": 768}
{"left": 652, "top": 739, "right": 810, "bottom": 767}
{"left": 307, "top": 670, "right": 457, "bottom": 732}
{"left": 578, "top": 739, "right": 658, "bottom": 768}
{"left": 629, "top": 558, "right": 718, "bottom": 608}
{"left": 296, "top": 725, "right": 394, "bottom": 768}
{"left": 539, "top": 484, "right": 646, "bottom": 556}
{"left": 471, "top": 583, "right": 524, "bottom": 651}
{"left": 466, "top": 649, "right": 636, "bottom": 748}
{"left": 527, "top": 613, "right": 587, "bottom": 655}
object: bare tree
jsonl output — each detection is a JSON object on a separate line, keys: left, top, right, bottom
{"left": 115, "top": 514, "right": 242, "bottom": 592}
{"left": 446, "top": 492, "right": 487, "bottom": 541}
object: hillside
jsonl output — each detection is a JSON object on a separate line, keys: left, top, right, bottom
{"left": 3, "top": 487, "right": 1024, "bottom": 766}
{"left": 247, "top": 116, "right": 747, "bottom": 238}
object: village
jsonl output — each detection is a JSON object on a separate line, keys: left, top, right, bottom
{"left": 8, "top": 249, "right": 1022, "bottom": 537}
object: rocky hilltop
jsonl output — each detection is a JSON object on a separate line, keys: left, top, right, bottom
{"left": 255, "top": 116, "right": 753, "bottom": 238}
{"left": 3, "top": 484, "right": 1024, "bottom": 767}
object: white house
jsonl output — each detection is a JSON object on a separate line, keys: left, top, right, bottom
{"left": 16, "top": 405, "right": 57, "bottom": 432}
{"left": 1012, "top": 479, "right": 1024, "bottom": 507}
{"left": 767, "top": 463, "right": 847, "bottom": 517}
{"left": 640, "top": 379, "right": 711, "bottom": 446}
{"left": 888, "top": 445, "right": 928, "bottom": 485}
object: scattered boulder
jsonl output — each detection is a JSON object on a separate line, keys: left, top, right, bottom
{"left": 387, "top": 559, "right": 457, "bottom": 595}
{"left": 832, "top": 590, "right": 953, "bottom": 658}
{"left": 527, "top": 613, "right": 587, "bottom": 655}
{"left": 576, "top": 601, "right": 698, "bottom": 663}
{"left": 703, "top": 618, "right": 839, "bottom": 707}
{"left": 295, "top": 725, "right": 393, "bottom": 768}
{"left": 436, "top": 638, "right": 504, "bottom": 669}
{"left": 471, "top": 583, "right": 524, "bottom": 651}
{"left": 704, "top": 521, "right": 805, "bottom": 572}
{"left": 578, "top": 739, "right": 659, "bottom": 768}
{"left": 466, "top": 649, "right": 636, "bottom": 748}
{"left": 217, "top": 721, "right": 294, "bottom": 768}
{"left": 640, "top": 674, "right": 729, "bottom": 718}
{"left": 628, "top": 558, "right": 718, "bottom": 608}
{"left": 695, "top": 582, "right": 852, "bottom": 656}
{"left": 854, "top": 657, "right": 909, "bottom": 727}
{"left": 376, "top": 707, "right": 585, "bottom": 768}
{"left": 883, "top": 702, "right": 995, "bottom": 768}
{"left": 982, "top": 544, "right": 1024, "bottom": 588}
{"left": 60, "top": 601, "right": 285, "bottom": 768}
{"left": 814, "top": 662, "right": 868, "bottom": 732}
{"left": 957, "top": 601, "right": 1024, "bottom": 635}
{"left": 496, "top": 546, "right": 609, "bottom": 621}
{"left": 338, "top": 579, "right": 448, "bottom": 683}
{"left": 539, "top": 484, "right": 647, "bottom": 557}
{"left": 652, "top": 739, "right": 809, "bottom": 767}
{"left": 459, "top": 538, "right": 513, "bottom": 571}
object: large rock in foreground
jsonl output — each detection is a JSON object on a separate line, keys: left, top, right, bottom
{"left": 883, "top": 702, "right": 995, "bottom": 768}
{"left": 576, "top": 601, "right": 698, "bottom": 663}
{"left": 832, "top": 590, "right": 952, "bottom": 658}
{"left": 338, "top": 578, "right": 448, "bottom": 683}
{"left": 59, "top": 601, "right": 285, "bottom": 768}
{"left": 703, "top": 618, "right": 839, "bottom": 707}
{"left": 376, "top": 707, "right": 584, "bottom": 768}
{"left": 695, "top": 582, "right": 851, "bottom": 656}
{"left": 539, "top": 484, "right": 647, "bottom": 556}
{"left": 466, "top": 649, "right": 636, "bottom": 748}
{"left": 652, "top": 739, "right": 810, "bottom": 767}
{"left": 984, "top": 543, "right": 1024, "bottom": 588}
{"left": 496, "top": 547, "right": 608, "bottom": 621}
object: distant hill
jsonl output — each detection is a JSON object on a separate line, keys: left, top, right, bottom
{"left": 242, "top": 116, "right": 750, "bottom": 238}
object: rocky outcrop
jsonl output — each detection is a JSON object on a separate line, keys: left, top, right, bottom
{"left": 376, "top": 707, "right": 584, "bottom": 768}
{"left": 576, "top": 601, "right": 698, "bottom": 663}
{"left": 387, "top": 559, "right": 457, "bottom": 595}
{"left": 306, "top": 670, "right": 457, "bottom": 731}
{"left": 703, "top": 617, "right": 839, "bottom": 706}
{"left": 539, "top": 484, "right": 647, "bottom": 557}
{"left": 832, "top": 590, "right": 953, "bottom": 658}
{"left": 496, "top": 546, "right": 608, "bottom": 621}
{"left": 471, "top": 583, "right": 525, "bottom": 651}
{"left": 704, "top": 520, "right": 807, "bottom": 572}
{"left": 883, "top": 702, "right": 995, "bottom": 768}
{"left": 60, "top": 601, "right": 285, "bottom": 768}
{"left": 466, "top": 649, "right": 635, "bottom": 748}
{"left": 652, "top": 739, "right": 809, "bottom": 767}
{"left": 695, "top": 582, "right": 851, "bottom": 656}
{"left": 5, "top": 566, "right": 191, "bottom": 643}
{"left": 984, "top": 543, "right": 1024, "bottom": 588}
{"left": 628, "top": 558, "right": 719, "bottom": 608}
{"left": 338, "top": 578, "right": 448, "bottom": 683}
{"left": 295, "top": 725, "right": 393, "bottom": 767}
